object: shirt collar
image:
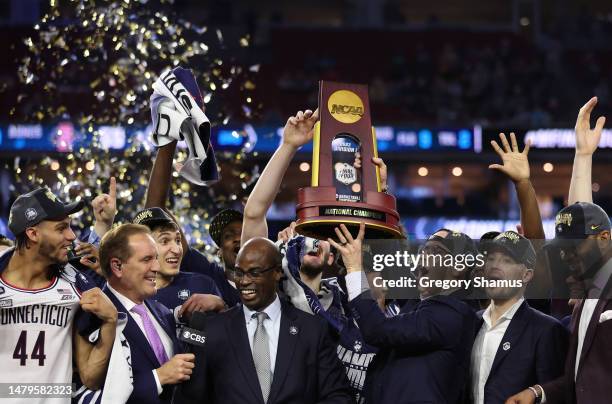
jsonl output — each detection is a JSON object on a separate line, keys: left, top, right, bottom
{"left": 107, "top": 282, "right": 138, "bottom": 312}
{"left": 243, "top": 294, "right": 281, "bottom": 324}
{"left": 483, "top": 297, "right": 524, "bottom": 328}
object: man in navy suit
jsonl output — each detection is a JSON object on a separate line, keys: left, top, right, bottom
{"left": 330, "top": 224, "right": 478, "bottom": 404}
{"left": 99, "top": 224, "right": 195, "bottom": 404}
{"left": 471, "top": 231, "right": 568, "bottom": 403}
{"left": 176, "top": 237, "right": 352, "bottom": 404}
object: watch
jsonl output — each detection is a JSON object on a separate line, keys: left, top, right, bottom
{"left": 528, "top": 385, "right": 542, "bottom": 403}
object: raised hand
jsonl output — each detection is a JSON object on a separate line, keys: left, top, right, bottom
{"left": 282, "top": 109, "right": 319, "bottom": 149}
{"left": 328, "top": 223, "right": 365, "bottom": 274}
{"left": 575, "top": 96, "right": 606, "bottom": 156}
{"left": 277, "top": 221, "right": 297, "bottom": 243}
{"left": 75, "top": 242, "right": 102, "bottom": 275}
{"left": 91, "top": 176, "right": 117, "bottom": 235}
{"left": 489, "top": 132, "right": 531, "bottom": 183}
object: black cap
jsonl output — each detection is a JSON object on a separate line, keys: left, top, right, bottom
{"left": 554, "top": 202, "right": 611, "bottom": 241}
{"left": 132, "top": 207, "right": 175, "bottom": 228}
{"left": 8, "top": 188, "right": 85, "bottom": 235}
{"left": 427, "top": 228, "right": 478, "bottom": 256}
{"left": 209, "top": 209, "right": 243, "bottom": 247}
{"left": 485, "top": 230, "right": 537, "bottom": 269}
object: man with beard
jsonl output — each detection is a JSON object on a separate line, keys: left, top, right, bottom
{"left": 0, "top": 188, "right": 118, "bottom": 402}
{"left": 506, "top": 97, "right": 612, "bottom": 404}
{"left": 132, "top": 207, "right": 225, "bottom": 322}
{"left": 331, "top": 223, "right": 478, "bottom": 404}
{"left": 471, "top": 231, "right": 567, "bottom": 403}
{"left": 241, "top": 108, "right": 387, "bottom": 403}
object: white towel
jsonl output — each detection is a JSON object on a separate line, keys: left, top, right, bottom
{"left": 150, "top": 68, "right": 218, "bottom": 185}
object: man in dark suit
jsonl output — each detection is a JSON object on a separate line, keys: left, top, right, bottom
{"left": 471, "top": 231, "right": 567, "bottom": 403}
{"left": 99, "top": 223, "right": 195, "bottom": 404}
{"left": 176, "top": 237, "right": 352, "bottom": 404}
{"left": 330, "top": 224, "right": 478, "bottom": 404}
{"left": 507, "top": 202, "right": 612, "bottom": 403}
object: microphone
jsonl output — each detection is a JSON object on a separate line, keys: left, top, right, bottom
{"left": 179, "top": 311, "right": 209, "bottom": 349}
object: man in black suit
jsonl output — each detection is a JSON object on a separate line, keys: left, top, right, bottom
{"left": 471, "top": 231, "right": 568, "bottom": 403}
{"left": 176, "top": 237, "right": 352, "bottom": 404}
{"left": 330, "top": 224, "right": 478, "bottom": 404}
{"left": 99, "top": 224, "right": 195, "bottom": 404}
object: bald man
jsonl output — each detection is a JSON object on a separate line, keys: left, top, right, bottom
{"left": 176, "top": 238, "right": 352, "bottom": 404}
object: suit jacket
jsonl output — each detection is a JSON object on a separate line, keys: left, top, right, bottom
{"left": 104, "top": 287, "right": 181, "bottom": 404}
{"left": 176, "top": 299, "right": 353, "bottom": 404}
{"left": 473, "top": 301, "right": 568, "bottom": 403}
{"left": 542, "top": 274, "right": 612, "bottom": 403}
{"left": 349, "top": 291, "right": 477, "bottom": 404}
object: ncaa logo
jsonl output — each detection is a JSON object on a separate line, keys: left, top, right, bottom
{"left": 25, "top": 208, "right": 38, "bottom": 221}
{"left": 178, "top": 289, "right": 191, "bottom": 301}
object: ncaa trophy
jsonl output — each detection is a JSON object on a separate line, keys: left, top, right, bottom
{"left": 295, "top": 81, "right": 402, "bottom": 239}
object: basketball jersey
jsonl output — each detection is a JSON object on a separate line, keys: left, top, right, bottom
{"left": 0, "top": 250, "right": 87, "bottom": 404}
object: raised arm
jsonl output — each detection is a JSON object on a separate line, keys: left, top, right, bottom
{"left": 568, "top": 97, "right": 606, "bottom": 204}
{"left": 91, "top": 177, "right": 117, "bottom": 238}
{"left": 145, "top": 142, "right": 178, "bottom": 208}
{"left": 489, "top": 132, "right": 544, "bottom": 240}
{"left": 241, "top": 109, "right": 319, "bottom": 245}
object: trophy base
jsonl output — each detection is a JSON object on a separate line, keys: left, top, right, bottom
{"left": 295, "top": 186, "right": 403, "bottom": 240}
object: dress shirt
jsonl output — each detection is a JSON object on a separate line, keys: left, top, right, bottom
{"left": 243, "top": 294, "right": 282, "bottom": 373}
{"left": 107, "top": 283, "right": 175, "bottom": 395}
{"left": 471, "top": 298, "right": 525, "bottom": 404}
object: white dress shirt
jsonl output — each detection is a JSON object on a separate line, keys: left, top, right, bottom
{"left": 107, "top": 283, "right": 175, "bottom": 394}
{"left": 470, "top": 298, "right": 525, "bottom": 404}
{"left": 243, "top": 294, "right": 282, "bottom": 373}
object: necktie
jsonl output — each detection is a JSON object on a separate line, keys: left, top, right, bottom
{"left": 252, "top": 312, "right": 272, "bottom": 403}
{"left": 132, "top": 304, "right": 169, "bottom": 365}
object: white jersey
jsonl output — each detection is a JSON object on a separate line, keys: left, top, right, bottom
{"left": 0, "top": 272, "right": 81, "bottom": 404}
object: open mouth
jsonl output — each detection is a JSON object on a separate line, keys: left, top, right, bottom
{"left": 165, "top": 257, "right": 180, "bottom": 266}
{"left": 144, "top": 275, "right": 156, "bottom": 286}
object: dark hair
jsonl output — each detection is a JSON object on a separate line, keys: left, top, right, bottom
{"left": 15, "top": 232, "right": 30, "bottom": 251}
{"left": 149, "top": 221, "right": 180, "bottom": 234}
{"left": 99, "top": 224, "right": 151, "bottom": 278}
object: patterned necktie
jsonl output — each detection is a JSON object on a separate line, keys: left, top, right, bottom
{"left": 132, "top": 304, "right": 169, "bottom": 365}
{"left": 252, "top": 312, "right": 272, "bottom": 403}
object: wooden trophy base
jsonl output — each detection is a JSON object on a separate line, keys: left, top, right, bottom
{"left": 295, "top": 186, "right": 403, "bottom": 239}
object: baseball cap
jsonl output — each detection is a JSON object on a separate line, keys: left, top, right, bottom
{"left": 209, "top": 209, "right": 243, "bottom": 247}
{"left": 484, "top": 230, "right": 537, "bottom": 269}
{"left": 8, "top": 188, "right": 85, "bottom": 235}
{"left": 427, "top": 228, "right": 478, "bottom": 256}
{"left": 553, "top": 202, "right": 611, "bottom": 246}
{"left": 132, "top": 207, "right": 175, "bottom": 228}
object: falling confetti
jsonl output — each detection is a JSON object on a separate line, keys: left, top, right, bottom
{"left": 6, "top": 0, "right": 262, "bottom": 257}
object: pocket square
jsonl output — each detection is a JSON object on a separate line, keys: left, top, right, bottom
{"left": 599, "top": 310, "right": 612, "bottom": 323}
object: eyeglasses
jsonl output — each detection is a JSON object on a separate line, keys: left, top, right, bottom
{"left": 232, "top": 265, "right": 279, "bottom": 281}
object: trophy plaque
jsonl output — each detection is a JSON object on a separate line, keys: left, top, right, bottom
{"left": 294, "top": 81, "right": 402, "bottom": 239}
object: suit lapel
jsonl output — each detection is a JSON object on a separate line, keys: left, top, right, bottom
{"left": 227, "top": 306, "right": 264, "bottom": 404}
{"left": 578, "top": 274, "right": 612, "bottom": 375}
{"left": 268, "top": 303, "right": 299, "bottom": 404}
{"left": 146, "top": 300, "right": 180, "bottom": 354}
{"left": 104, "top": 287, "right": 161, "bottom": 367}
{"left": 488, "top": 301, "right": 529, "bottom": 377}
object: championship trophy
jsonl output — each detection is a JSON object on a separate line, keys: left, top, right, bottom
{"left": 295, "top": 81, "right": 402, "bottom": 239}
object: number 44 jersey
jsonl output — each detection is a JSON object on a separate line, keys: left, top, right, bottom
{"left": 0, "top": 259, "right": 88, "bottom": 404}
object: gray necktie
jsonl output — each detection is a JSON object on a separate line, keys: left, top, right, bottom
{"left": 252, "top": 312, "right": 272, "bottom": 402}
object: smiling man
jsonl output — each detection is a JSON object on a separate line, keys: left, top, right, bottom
{"left": 100, "top": 223, "right": 194, "bottom": 404}
{"left": 0, "top": 187, "right": 118, "bottom": 403}
{"left": 132, "top": 207, "right": 225, "bottom": 322}
{"left": 177, "top": 237, "right": 352, "bottom": 404}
